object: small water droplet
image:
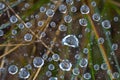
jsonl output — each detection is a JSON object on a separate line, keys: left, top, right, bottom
{"left": 33, "top": 57, "right": 44, "bottom": 68}
{"left": 59, "top": 59, "right": 72, "bottom": 71}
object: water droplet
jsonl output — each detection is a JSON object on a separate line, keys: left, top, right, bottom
{"left": 18, "top": 23, "right": 24, "bottom": 29}
{"left": 59, "top": 59, "right": 72, "bottom": 71}
{"left": 62, "top": 35, "right": 79, "bottom": 47}
{"left": 113, "top": 17, "right": 119, "bottom": 22}
{"left": 40, "top": 32, "right": 46, "bottom": 37}
{"left": 92, "top": 13, "right": 101, "bottom": 21}
{"left": 59, "top": 24, "right": 67, "bottom": 31}
{"left": 52, "top": 54, "right": 60, "bottom": 61}
{"left": 79, "top": 58, "right": 88, "bottom": 68}
{"left": 94, "top": 64, "right": 100, "bottom": 71}
{"left": 8, "top": 65, "right": 18, "bottom": 75}
{"left": 38, "top": 21, "right": 44, "bottom": 27}
{"left": 98, "top": 37, "right": 104, "bottom": 44}
{"left": 102, "top": 20, "right": 111, "bottom": 29}
{"left": 101, "top": 63, "right": 107, "bottom": 70}
{"left": 79, "top": 18, "right": 88, "bottom": 26}
{"left": 64, "top": 15, "right": 72, "bottom": 23}
{"left": 25, "top": 22, "right": 32, "bottom": 28}
{"left": 80, "top": 4, "right": 90, "bottom": 14}
{"left": 25, "top": 64, "right": 32, "bottom": 70}
{"left": 50, "top": 21, "right": 56, "bottom": 28}
{"left": 11, "top": 29, "right": 17, "bottom": 35}
{"left": 50, "top": 4, "right": 55, "bottom": 10}
{"left": 10, "top": 15, "right": 18, "bottom": 23}
{"left": 46, "top": 9, "right": 55, "bottom": 17}
{"left": 46, "top": 70, "right": 52, "bottom": 77}
{"left": 112, "top": 43, "right": 118, "bottom": 51}
{"left": 40, "top": 6, "right": 46, "bottom": 13}
{"left": 83, "top": 48, "right": 89, "bottom": 54}
{"left": 66, "top": 0, "right": 74, "bottom": 5}
{"left": 48, "top": 57, "right": 53, "bottom": 62}
{"left": 91, "top": 1, "right": 96, "bottom": 7}
{"left": 112, "top": 72, "right": 120, "bottom": 79}
{"left": 0, "top": 2, "right": 5, "bottom": 10}
{"left": 33, "top": 57, "right": 44, "bottom": 68}
{"left": 24, "top": 3, "right": 30, "bottom": 8}
{"left": 71, "top": 6, "right": 77, "bottom": 13}
{"left": 72, "top": 68, "right": 80, "bottom": 75}
{"left": 74, "top": 54, "right": 80, "bottom": 59}
{"left": 19, "top": 68, "right": 30, "bottom": 79}
{"left": 24, "top": 33, "right": 33, "bottom": 42}
{"left": 83, "top": 73, "right": 91, "bottom": 79}
{"left": 48, "top": 64, "right": 55, "bottom": 71}
{"left": 59, "top": 4, "right": 67, "bottom": 13}
{"left": 42, "top": 54, "right": 48, "bottom": 60}
{"left": 49, "top": 77, "right": 58, "bottom": 80}
{"left": 0, "top": 30, "right": 4, "bottom": 36}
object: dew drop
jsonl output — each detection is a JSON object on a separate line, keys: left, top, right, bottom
{"left": 19, "top": 68, "right": 30, "bottom": 79}
{"left": 112, "top": 72, "right": 120, "bottom": 79}
{"left": 25, "top": 22, "right": 32, "bottom": 28}
{"left": 38, "top": 21, "right": 44, "bottom": 27}
{"left": 49, "top": 77, "right": 58, "bottom": 80}
{"left": 92, "top": 13, "right": 101, "bottom": 21}
{"left": 0, "top": 2, "right": 5, "bottom": 10}
{"left": 11, "top": 29, "right": 17, "bottom": 35}
{"left": 91, "top": 1, "right": 96, "bottom": 7}
{"left": 111, "top": 43, "right": 118, "bottom": 51}
{"left": 59, "top": 4, "right": 67, "bottom": 13}
{"left": 64, "top": 15, "right": 72, "bottom": 23}
{"left": 46, "top": 70, "right": 52, "bottom": 77}
{"left": 83, "top": 48, "right": 89, "bottom": 54}
{"left": 79, "top": 58, "right": 88, "bottom": 68}
{"left": 101, "top": 63, "right": 107, "bottom": 70}
{"left": 50, "top": 21, "right": 56, "bottom": 28}
{"left": 0, "top": 30, "right": 4, "bottom": 36}
{"left": 59, "top": 24, "right": 67, "bottom": 31}
{"left": 33, "top": 57, "right": 44, "bottom": 68}
{"left": 113, "top": 17, "right": 119, "bottom": 22}
{"left": 72, "top": 68, "right": 80, "bottom": 75}
{"left": 71, "top": 6, "right": 77, "bottom": 13}
{"left": 83, "top": 73, "right": 91, "bottom": 79}
{"left": 102, "top": 20, "right": 111, "bottom": 29}
{"left": 18, "top": 23, "right": 24, "bottom": 29}
{"left": 42, "top": 54, "right": 48, "bottom": 60}
{"left": 98, "top": 37, "right": 104, "bottom": 44}
{"left": 79, "top": 18, "right": 88, "bottom": 26}
{"left": 52, "top": 54, "right": 60, "bottom": 61}
{"left": 80, "top": 4, "right": 90, "bottom": 14}
{"left": 40, "top": 6, "right": 46, "bottom": 13}
{"left": 62, "top": 35, "right": 79, "bottom": 47}
{"left": 74, "top": 54, "right": 80, "bottom": 60}
{"left": 8, "top": 65, "right": 18, "bottom": 75}
{"left": 24, "top": 33, "right": 33, "bottom": 42}
{"left": 66, "top": 0, "right": 74, "bottom": 5}
{"left": 10, "top": 15, "right": 18, "bottom": 23}
{"left": 93, "top": 64, "right": 100, "bottom": 71}
{"left": 46, "top": 9, "right": 55, "bottom": 17}
{"left": 48, "top": 64, "right": 55, "bottom": 71}
{"left": 59, "top": 59, "right": 72, "bottom": 71}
